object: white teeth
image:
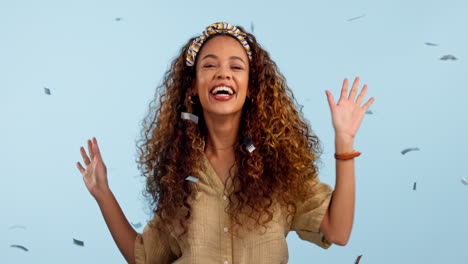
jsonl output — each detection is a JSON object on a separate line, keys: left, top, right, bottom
{"left": 211, "top": 86, "right": 234, "bottom": 95}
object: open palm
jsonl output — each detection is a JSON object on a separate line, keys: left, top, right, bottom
{"left": 325, "top": 77, "right": 375, "bottom": 139}
{"left": 76, "top": 137, "right": 109, "bottom": 200}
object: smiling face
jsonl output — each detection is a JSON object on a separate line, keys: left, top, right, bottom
{"left": 193, "top": 35, "right": 250, "bottom": 118}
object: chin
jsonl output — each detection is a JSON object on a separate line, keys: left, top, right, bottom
{"left": 203, "top": 107, "right": 243, "bottom": 117}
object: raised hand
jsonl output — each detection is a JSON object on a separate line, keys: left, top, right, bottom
{"left": 76, "top": 137, "right": 109, "bottom": 201}
{"left": 325, "top": 77, "right": 375, "bottom": 140}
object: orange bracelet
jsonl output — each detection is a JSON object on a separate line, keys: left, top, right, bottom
{"left": 334, "top": 151, "right": 361, "bottom": 160}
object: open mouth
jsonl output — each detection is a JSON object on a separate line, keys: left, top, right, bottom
{"left": 210, "top": 86, "right": 235, "bottom": 101}
{"left": 210, "top": 86, "right": 235, "bottom": 95}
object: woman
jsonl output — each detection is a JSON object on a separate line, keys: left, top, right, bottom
{"left": 77, "top": 22, "right": 374, "bottom": 264}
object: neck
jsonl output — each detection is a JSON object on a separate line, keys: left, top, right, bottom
{"left": 203, "top": 111, "right": 241, "bottom": 157}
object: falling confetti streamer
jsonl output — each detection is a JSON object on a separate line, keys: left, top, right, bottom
{"left": 131, "top": 222, "right": 142, "bottom": 229}
{"left": 10, "top": 244, "right": 28, "bottom": 251}
{"left": 413, "top": 182, "right": 417, "bottom": 191}
{"left": 461, "top": 178, "right": 468, "bottom": 185}
{"left": 365, "top": 110, "right": 373, "bottom": 115}
{"left": 401, "top": 147, "right": 420, "bottom": 155}
{"left": 44, "top": 87, "right": 51, "bottom": 95}
{"left": 181, "top": 112, "right": 199, "bottom": 124}
{"left": 250, "top": 21, "right": 255, "bottom": 33}
{"left": 355, "top": 255, "right": 363, "bottom": 264}
{"left": 73, "top": 238, "right": 84, "bottom": 246}
{"left": 185, "top": 176, "right": 199, "bottom": 183}
{"left": 424, "top": 42, "right": 438, "bottom": 46}
{"left": 440, "top": 55, "right": 457, "bottom": 61}
{"left": 115, "top": 17, "right": 122, "bottom": 21}
{"left": 347, "top": 14, "right": 366, "bottom": 22}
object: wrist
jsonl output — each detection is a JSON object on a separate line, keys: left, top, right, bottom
{"left": 335, "top": 134, "right": 354, "bottom": 153}
{"left": 94, "top": 186, "right": 112, "bottom": 204}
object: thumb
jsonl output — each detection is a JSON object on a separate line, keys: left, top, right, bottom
{"left": 325, "top": 90, "right": 335, "bottom": 111}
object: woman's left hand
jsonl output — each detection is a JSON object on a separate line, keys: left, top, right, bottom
{"left": 325, "top": 77, "right": 375, "bottom": 140}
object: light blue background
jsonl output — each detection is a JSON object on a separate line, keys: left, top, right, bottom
{"left": 1, "top": 0, "right": 467, "bottom": 263}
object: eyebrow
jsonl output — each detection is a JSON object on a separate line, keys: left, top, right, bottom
{"left": 201, "top": 54, "right": 246, "bottom": 64}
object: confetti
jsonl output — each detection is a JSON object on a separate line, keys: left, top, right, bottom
{"left": 185, "top": 176, "right": 199, "bottom": 183}
{"left": 347, "top": 14, "right": 366, "bottom": 22}
{"left": 461, "top": 178, "right": 468, "bottom": 185}
{"left": 401, "top": 147, "right": 420, "bottom": 155}
{"left": 44, "top": 87, "right": 51, "bottom": 95}
{"left": 131, "top": 222, "right": 142, "bottom": 229}
{"left": 250, "top": 22, "right": 255, "bottom": 33}
{"left": 355, "top": 255, "right": 363, "bottom": 264}
{"left": 10, "top": 244, "right": 28, "bottom": 251}
{"left": 244, "top": 137, "right": 256, "bottom": 153}
{"left": 413, "top": 181, "right": 417, "bottom": 191}
{"left": 424, "top": 42, "right": 439, "bottom": 46}
{"left": 9, "top": 225, "right": 26, "bottom": 230}
{"left": 115, "top": 17, "right": 122, "bottom": 21}
{"left": 440, "top": 55, "right": 457, "bottom": 61}
{"left": 365, "top": 110, "right": 373, "bottom": 115}
{"left": 73, "top": 238, "right": 84, "bottom": 246}
{"left": 181, "top": 112, "right": 199, "bottom": 124}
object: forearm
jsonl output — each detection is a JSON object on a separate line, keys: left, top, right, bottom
{"left": 96, "top": 189, "right": 137, "bottom": 264}
{"left": 328, "top": 134, "right": 355, "bottom": 244}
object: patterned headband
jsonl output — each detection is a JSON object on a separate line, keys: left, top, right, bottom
{"left": 186, "top": 22, "right": 253, "bottom": 67}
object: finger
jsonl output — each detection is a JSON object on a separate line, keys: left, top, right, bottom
{"left": 356, "top": 84, "right": 368, "bottom": 105}
{"left": 325, "top": 90, "right": 336, "bottom": 111}
{"left": 76, "top": 162, "right": 85, "bottom": 174}
{"left": 362, "top": 97, "right": 375, "bottom": 111}
{"left": 88, "top": 139, "right": 94, "bottom": 161}
{"left": 349, "top": 77, "right": 360, "bottom": 101}
{"left": 92, "top": 137, "right": 102, "bottom": 161}
{"left": 80, "top": 146, "right": 91, "bottom": 166}
{"left": 339, "top": 78, "right": 348, "bottom": 102}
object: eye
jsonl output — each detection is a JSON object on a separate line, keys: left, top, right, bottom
{"left": 232, "top": 66, "right": 243, "bottom": 70}
{"left": 203, "top": 64, "right": 215, "bottom": 68}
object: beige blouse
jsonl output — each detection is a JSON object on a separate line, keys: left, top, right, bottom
{"left": 135, "top": 154, "right": 333, "bottom": 264}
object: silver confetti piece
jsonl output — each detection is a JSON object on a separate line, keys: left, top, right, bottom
{"left": 181, "top": 112, "right": 199, "bottom": 124}
{"left": 10, "top": 244, "right": 28, "bottom": 251}
{"left": 355, "top": 255, "right": 363, "bottom": 264}
{"left": 347, "top": 14, "right": 366, "bottom": 22}
{"left": 44, "top": 87, "right": 51, "bottom": 95}
{"left": 401, "top": 147, "right": 420, "bottom": 155}
{"left": 9, "top": 225, "right": 26, "bottom": 230}
{"left": 365, "top": 110, "right": 373, "bottom": 115}
{"left": 244, "top": 137, "right": 256, "bottom": 153}
{"left": 185, "top": 176, "right": 199, "bottom": 182}
{"left": 461, "top": 178, "right": 468, "bottom": 185}
{"left": 73, "top": 238, "right": 84, "bottom": 246}
{"left": 131, "top": 222, "right": 142, "bottom": 228}
{"left": 440, "top": 54, "right": 457, "bottom": 61}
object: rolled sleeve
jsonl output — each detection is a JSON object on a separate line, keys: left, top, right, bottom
{"left": 134, "top": 215, "right": 175, "bottom": 264}
{"left": 291, "top": 177, "right": 333, "bottom": 249}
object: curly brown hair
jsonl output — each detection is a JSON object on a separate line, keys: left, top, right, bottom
{"left": 136, "top": 24, "right": 322, "bottom": 239}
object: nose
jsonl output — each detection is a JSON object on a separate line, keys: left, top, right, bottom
{"left": 215, "top": 65, "right": 232, "bottom": 80}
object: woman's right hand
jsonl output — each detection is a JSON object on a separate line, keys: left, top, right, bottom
{"left": 76, "top": 137, "right": 110, "bottom": 201}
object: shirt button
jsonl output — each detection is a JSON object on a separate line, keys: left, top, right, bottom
{"left": 224, "top": 227, "right": 228, "bottom": 232}
{"left": 223, "top": 195, "right": 227, "bottom": 200}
